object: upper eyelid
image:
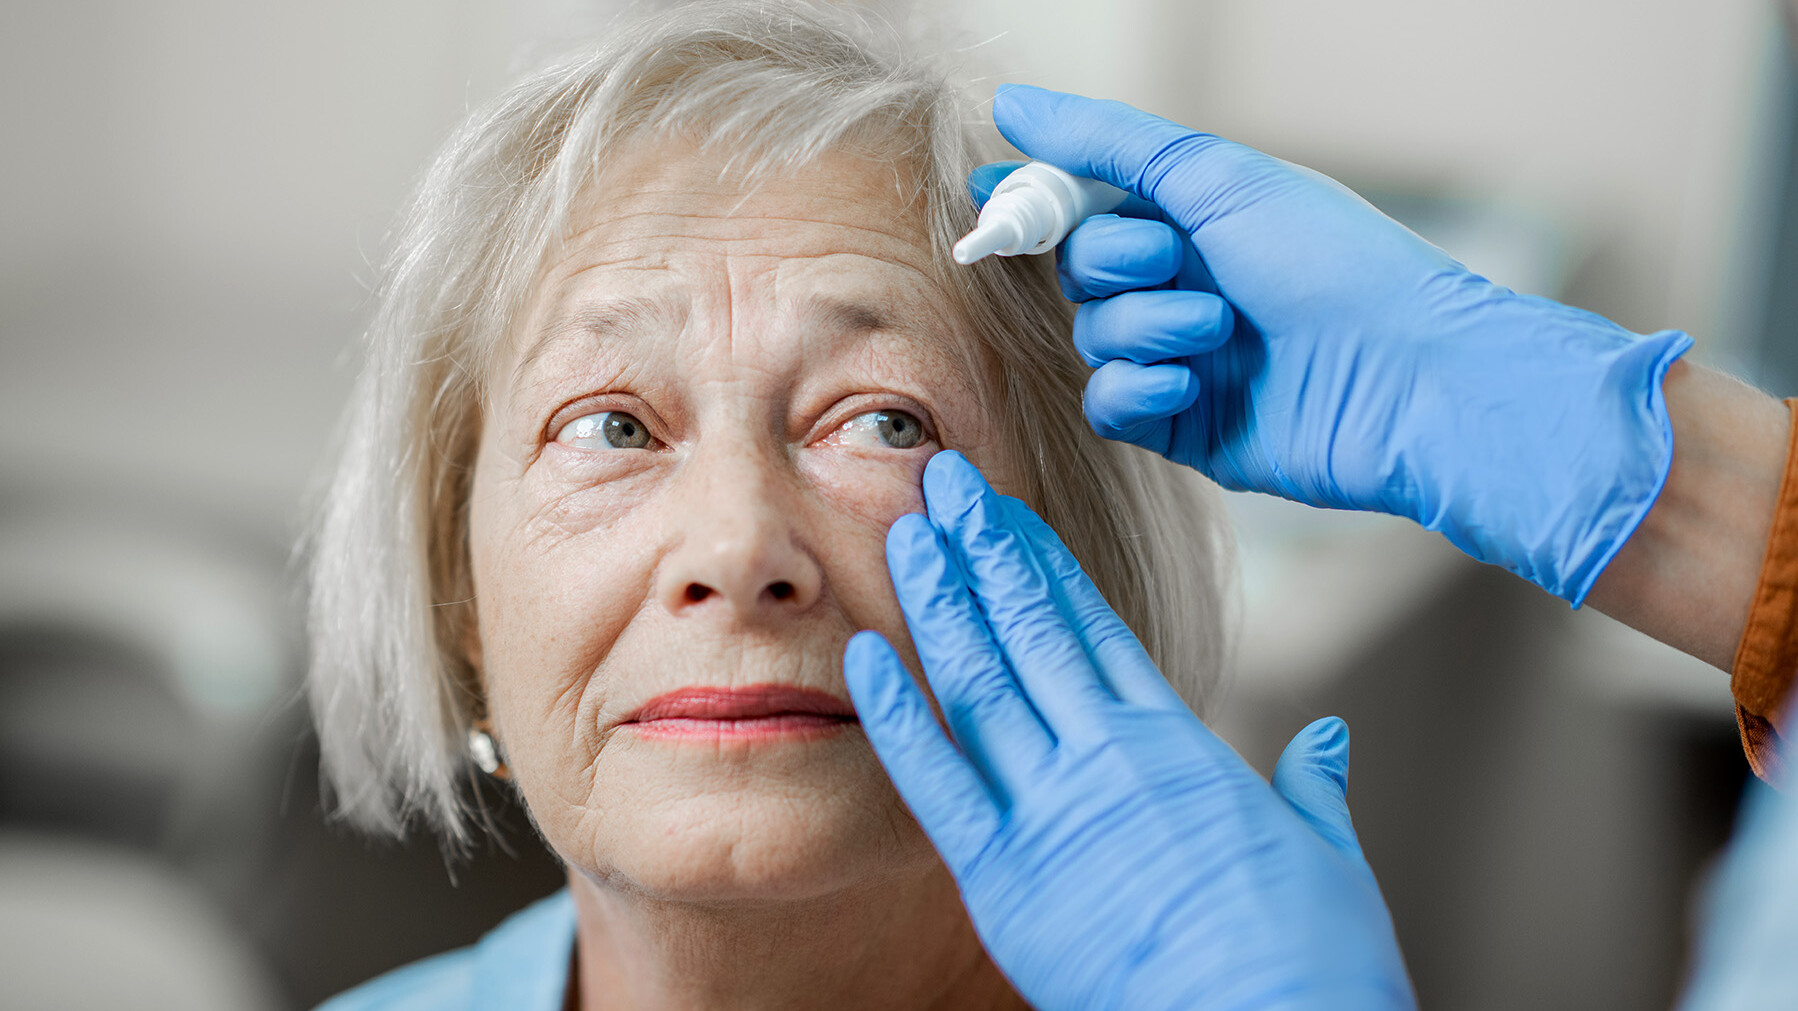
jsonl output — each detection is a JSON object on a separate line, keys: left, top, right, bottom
{"left": 542, "top": 394, "right": 666, "bottom": 446}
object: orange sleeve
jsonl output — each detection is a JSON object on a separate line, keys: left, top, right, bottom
{"left": 1730, "top": 398, "right": 1798, "bottom": 783}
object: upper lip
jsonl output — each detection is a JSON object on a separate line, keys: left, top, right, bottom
{"left": 625, "top": 684, "right": 859, "bottom": 722}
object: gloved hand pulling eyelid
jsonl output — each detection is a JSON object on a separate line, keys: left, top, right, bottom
{"left": 973, "top": 86, "right": 1692, "bottom": 606}
{"left": 843, "top": 451, "right": 1416, "bottom": 1011}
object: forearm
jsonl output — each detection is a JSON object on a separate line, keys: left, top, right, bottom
{"left": 1586, "top": 360, "right": 1790, "bottom": 669}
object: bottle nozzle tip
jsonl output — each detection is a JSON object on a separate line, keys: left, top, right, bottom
{"left": 952, "top": 221, "right": 1011, "bottom": 265}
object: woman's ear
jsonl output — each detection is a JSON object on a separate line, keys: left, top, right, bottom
{"left": 458, "top": 605, "right": 511, "bottom": 779}
{"left": 456, "top": 597, "right": 492, "bottom": 730}
{"left": 448, "top": 573, "right": 492, "bottom": 724}
{"left": 459, "top": 603, "right": 484, "bottom": 677}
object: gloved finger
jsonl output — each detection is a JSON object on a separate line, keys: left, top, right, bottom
{"left": 1073, "top": 290, "right": 1234, "bottom": 367}
{"left": 992, "top": 83, "right": 1275, "bottom": 234}
{"left": 921, "top": 452, "right": 1115, "bottom": 742}
{"left": 1056, "top": 215, "right": 1185, "bottom": 301}
{"left": 996, "top": 497, "right": 1190, "bottom": 713}
{"left": 885, "top": 511, "right": 1056, "bottom": 791}
{"left": 1271, "top": 717, "right": 1368, "bottom": 863}
{"left": 1083, "top": 360, "right": 1198, "bottom": 446}
{"left": 967, "top": 160, "right": 1027, "bottom": 209}
{"left": 1106, "top": 191, "right": 1175, "bottom": 222}
{"left": 843, "top": 630, "right": 1001, "bottom": 869}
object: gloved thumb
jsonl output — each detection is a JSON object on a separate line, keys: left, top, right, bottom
{"left": 1271, "top": 717, "right": 1368, "bottom": 863}
{"left": 967, "top": 160, "right": 1026, "bottom": 209}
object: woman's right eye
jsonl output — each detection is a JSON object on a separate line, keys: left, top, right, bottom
{"left": 555, "top": 411, "right": 655, "bottom": 450}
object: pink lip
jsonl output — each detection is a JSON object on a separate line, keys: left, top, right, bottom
{"left": 624, "top": 684, "right": 858, "bottom": 741}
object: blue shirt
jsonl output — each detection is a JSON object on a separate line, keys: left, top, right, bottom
{"left": 315, "top": 890, "right": 575, "bottom": 1011}
{"left": 1678, "top": 779, "right": 1798, "bottom": 1009}
{"left": 311, "top": 781, "right": 1798, "bottom": 1010}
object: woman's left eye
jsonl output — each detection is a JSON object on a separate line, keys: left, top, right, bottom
{"left": 555, "top": 411, "right": 655, "bottom": 450}
{"left": 836, "top": 409, "right": 929, "bottom": 450}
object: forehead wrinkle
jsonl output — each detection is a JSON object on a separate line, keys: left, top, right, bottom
{"left": 561, "top": 206, "right": 929, "bottom": 255}
{"left": 510, "top": 155, "right": 967, "bottom": 402}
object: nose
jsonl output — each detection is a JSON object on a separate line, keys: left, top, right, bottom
{"left": 655, "top": 453, "right": 823, "bottom": 622}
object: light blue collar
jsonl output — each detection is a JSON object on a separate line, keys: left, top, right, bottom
{"left": 470, "top": 889, "right": 576, "bottom": 1009}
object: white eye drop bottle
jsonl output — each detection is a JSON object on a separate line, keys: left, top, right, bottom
{"left": 952, "top": 161, "right": 1129, "bottom": 265}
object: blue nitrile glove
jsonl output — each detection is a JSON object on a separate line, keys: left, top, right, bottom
{"left": 970, "top": 85, "right": 1692, "bottom": 605}
{"left": 843, "top": 451, "right": 1415, "bottom": 1011}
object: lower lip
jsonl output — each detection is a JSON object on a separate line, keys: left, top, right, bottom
{"left": 628, "top": 714, "right": 856, "bottom": 741}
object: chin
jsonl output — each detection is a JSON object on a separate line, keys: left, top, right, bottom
{"left": 562, "top": 738, "right": 934, "bottom": 903}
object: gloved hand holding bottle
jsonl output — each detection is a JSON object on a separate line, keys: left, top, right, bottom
{"left": 844, "top": 451, "right": 1415, "bottom": 1011}
{"left": 972, "top": 86, "right": 1692, "bottom": 606}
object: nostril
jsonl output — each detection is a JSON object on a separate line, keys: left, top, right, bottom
{"left": 767, "top": 581, "right": 795, "bottom": 601}
{"left": 684, "top": 583, "right": 713, "bottom": 603}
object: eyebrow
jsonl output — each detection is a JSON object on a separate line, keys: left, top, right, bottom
{"left": 512, "top": 297, "right": 669, "bottom": 388}
{"left": 512, "top": 290, "right": 929, "bottom": 390}
{"left": 794, "top": 296, "right": 895, "bottom": 337}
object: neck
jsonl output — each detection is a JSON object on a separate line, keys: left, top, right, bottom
{"left": 565, "top": 862, "right": 1026, "bottom": 1011}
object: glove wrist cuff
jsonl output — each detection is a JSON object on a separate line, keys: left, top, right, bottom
{"left": 1559, "top": 328, "right": 1691, "bottom": 605}
{"left": 1415, "top": 303, "right": 1692, "bottom": 604}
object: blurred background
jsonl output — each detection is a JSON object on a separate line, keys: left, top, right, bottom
{"left": 2, "top": 1, "right": 1795, "bottom": 1007}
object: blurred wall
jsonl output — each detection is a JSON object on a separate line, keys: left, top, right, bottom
{"left": 0, "top": 1, "right": 512, "bottom": 526}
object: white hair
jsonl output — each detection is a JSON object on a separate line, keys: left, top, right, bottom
{"left": 305, "top": 0, "right": 1235, "bottom": 850}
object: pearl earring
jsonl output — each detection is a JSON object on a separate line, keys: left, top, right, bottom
{"left": 468, "top": 722, "right": 509, "bottom": 778}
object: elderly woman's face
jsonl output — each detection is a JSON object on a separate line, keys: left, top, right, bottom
{"left": 468, "top": 142, "right": 1008, "bottom": 900}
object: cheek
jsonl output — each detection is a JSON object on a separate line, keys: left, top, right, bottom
{"left": 799, "top": 446, "right": 931, "bottom": 662}
{"left": 468, "top": 459, "right": 661, "bottom": 776}
{"left": 802, "top": 446, "right": 929, "bottom": 531}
